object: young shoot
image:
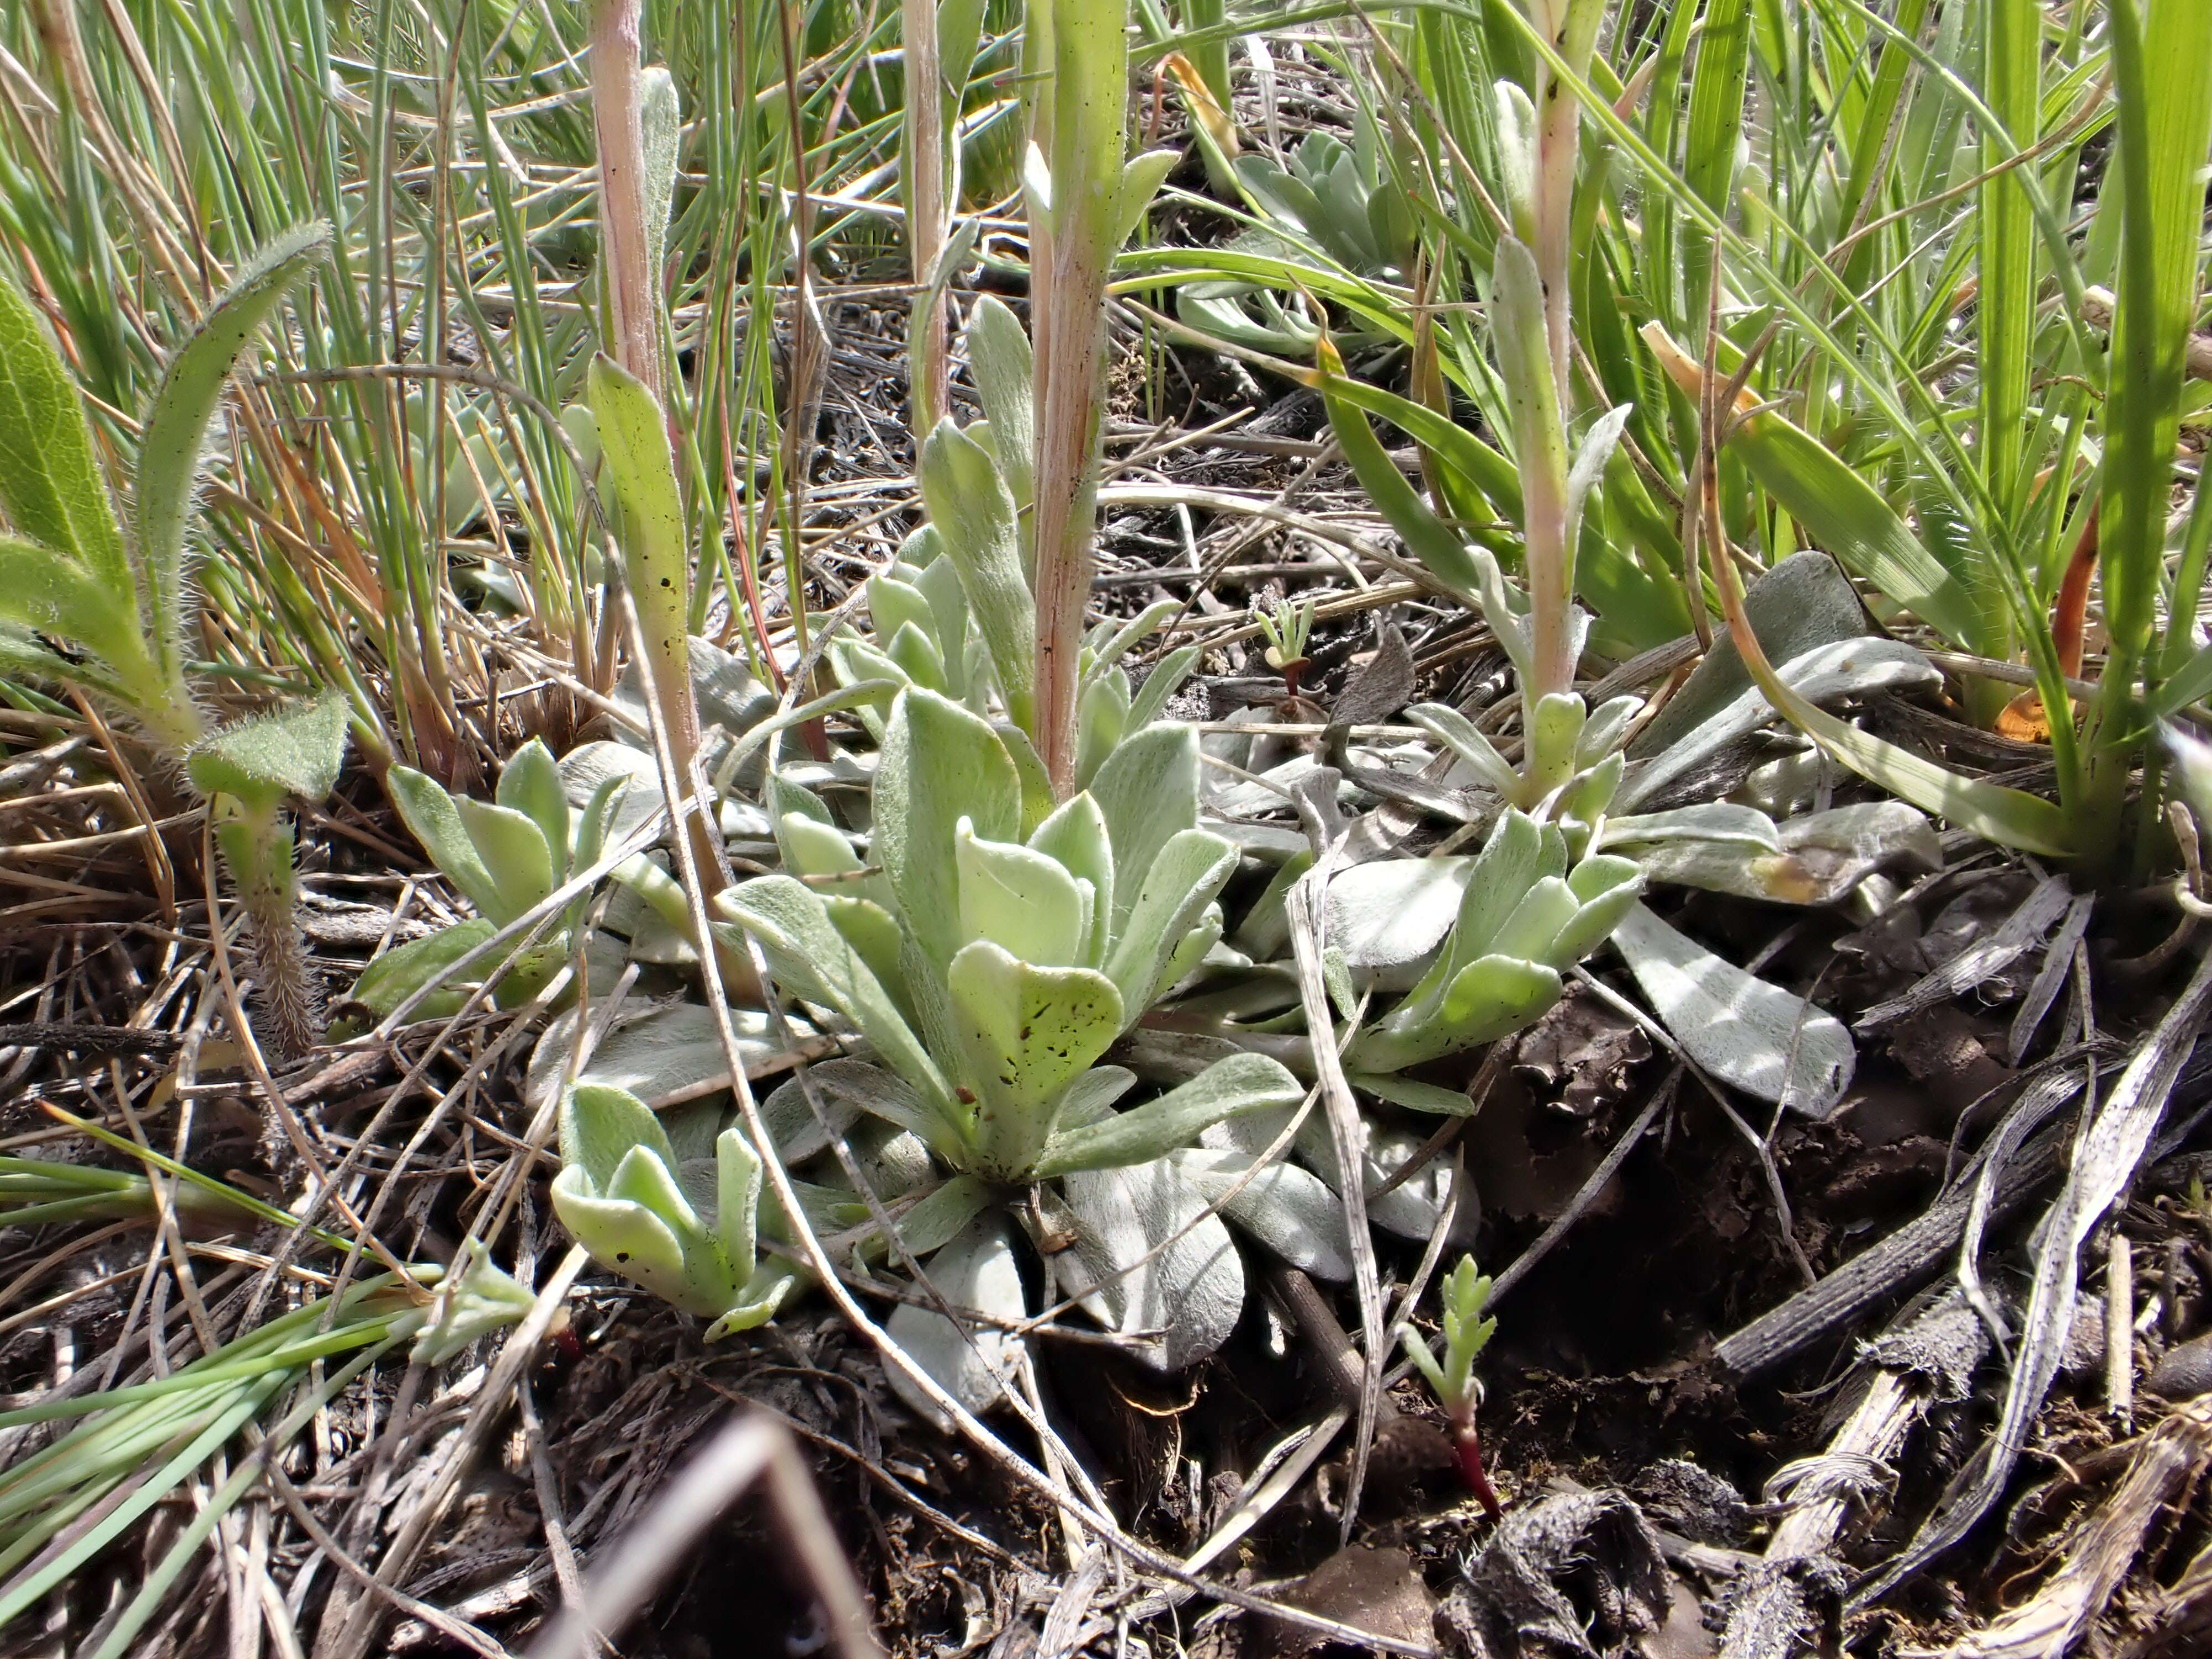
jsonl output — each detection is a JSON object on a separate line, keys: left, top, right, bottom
{"left": 1400, "top": 1255, "right": 1504, "bottom": 1516}
{"left": 1253, "top": 593, "right": 1317, "bottom": 698}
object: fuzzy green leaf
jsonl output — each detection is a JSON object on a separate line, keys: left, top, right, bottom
{"left": 918, "top": 419, "right": 1036, "bottom": 728}
{"left": 551, "top": 1168, "right": 690, "bottom": 1287}
{"left": 0, "top": 272, "right": 127, "bottom": 590}
{"left": 1102, "top": 827, "right": 1238, "bottom": 1019}
{"left": 714, "top": 875, "right": 957, "bottom": 1124}
{"left": 559, "top": 1082, "right": 678, "bottom": 1193}
{"left": 1029, "top": 791, "right": 1115, "bottom": 968}
{"left": 136, "top": 221, "right": 329, "bottom": 667}
{"left": 343, "top": 919, "right": 498, "bottom": 1027}
{"left": 876, "top": 687, "right": 1021, "bottom": 969}
{"left": 956, "top": 815, "right": 1090, "bottom": 967}
{"left": 0, "top": 533, "right": 147, "bottom": 677}
{"left": 713, "top": 1125, "right": 763, "bottom": 1274}
{"left": 495, "top": 739, "right": 570, "bottom": 869}
{"left": 452, "top": 797, "right": 556, "bottom": 925}
{"left": 386, "top": 765, "right": 509, "bottom": 921}
{"left": 965, "top": 298, "right": 1035, "bottom": 510}
{"left": 587, "top": 353, "right": 692, "bottom": 719}
{"left": 1089, "top": 721, "right": 1202, "bottom": 936}
{"left": 1405, "top": 702, "right": 1518, "bottom": 796}
{"left": 0, "top": 620, "right": 108, "bottom": 698}
{"left": 184, "top": 692, "right": 349, "bottom": 812}
{"left": 1032, "top": 1052, "right": 1302, "bottom": 1178}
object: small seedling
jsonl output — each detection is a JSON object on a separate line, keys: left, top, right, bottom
{"left": 552, "top": 1082, "right": 794, "bottom": 1339}
{"left": 339, "top": 738, "right": 626, "bottom": 1032}
{"left": 1348, "top": 807, "right": 1642, "bottom": 1077}
{"left": 1400, "top": 1255, "right": 1503, "bottom": 1517}
{"left": 1253, "top": 593, "right": 1316, "bottom": 698}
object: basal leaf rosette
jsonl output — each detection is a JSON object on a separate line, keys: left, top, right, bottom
{"left": 717, "top": 686, "right": 1249, "bottom": 1183}
{"left": 338, "top": 739, "right": 627, "bottom": 1032}
{"left": 552, "top": 1082, "right": 793, "bottom": 1341}
{"left": 1349, "top": 807, "right": 1644, "bottom": 1076}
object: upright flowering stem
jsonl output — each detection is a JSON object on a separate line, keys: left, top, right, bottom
{"left": 902, "top": 0, "right": 950, "bottom": 428}
{"left": 1027, "top": 0, "right": 1132, "bottom": 795}
{"left": 589, "top": 0, "right": 721, "bottom": 894}
{"left": 589, "top": 0, "right": 660, "bottom": 404}
{"left": 1530, "top": 3, "right": 1588, "bottom": 403}
{"left": 1497, "top": 0, "right": 1605, "bottom": 718}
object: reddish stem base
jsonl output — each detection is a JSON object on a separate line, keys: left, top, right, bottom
{"left": 1452, "top": 1416, "right": 1504, "bottom": 1521}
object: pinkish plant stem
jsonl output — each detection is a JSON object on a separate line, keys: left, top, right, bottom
{"left": 902, "top": 0, "right": 949, "bottom": 429}
{"left": 590, "top": 0, "right": 661, "bottom": 403}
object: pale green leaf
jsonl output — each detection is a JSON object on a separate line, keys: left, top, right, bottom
{"left": 495, "top": 739, "right": 570, "bottom": 869}
{"left": 184, "top": 692, "right": 349, "bottom": 812}
{"left": 551, "top": 1169, "right": 690, "bottom": 1289}
{"left": 1029, "top": 790, "right": 1115, "bottom": 967}
{"left": 385, "top": 765, "right": 512, "bottom": 922}
{"left": 1032, "top": 1052, "right": 1302, "bottom": 1178}
{"left": 713, "top": 875, "right": 957, "bottom": 1123}
{"left": 343, "top": 918, "right": 499, "bottom": 1027}
{"left": 877, "top": 687, "right": 1021, "bottom": 969}
{"left": 1102, "top": 827, "right": 1238, "bottom": 1018}
{"left": 0, "top": 531, "right": 149, "bottom": 677}
{"left": 956, "top": 815, "right": 1089, "bottom": 966}
{"left": 559, "top": 1082, "right": 677, "bottom": 1193}
{"left": 586, "top": 353, "right": 691, "bottom": 708}
{"left": 948, "top": 940, "right": 1123, "bottom": 1182}
{"left": 452, "top": 797, "right": 556, "bottom": 925}
{"left": 1089, "top": 721, "right": 1202, "bottom": 935}
{"left": 917, "top": 419, "right": 1036, "bottom": 728}
{"left": 965, "top": 297, "right": 1035, "bottom": 510}
{"left": 0, "top": 272, "right": 127, "bottom": 589}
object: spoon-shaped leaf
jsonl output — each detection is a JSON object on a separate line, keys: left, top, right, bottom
{"left": 948, "top": 941, "right": 1123, "bottom": 1181}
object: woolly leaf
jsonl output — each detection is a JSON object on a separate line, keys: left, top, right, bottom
{"left": 587, "top": 353, "right": 692, "bottom": 727}
{"left": 955, "top": 815, "right": 1089, "bottom": 966}
{"left": 452, "top": 796, "right": 556, "bottom": 925}
{"left": 918, "top": 420, "right": 1035, "bottom": 728}
{"left": 1102, "top": 827, "right": 1237, "bottom": 1018}
{"left": 1089, "top": 721, "right": 1201, "bottom": 935}
{"left": 1028, "top": 792, "right": 1115, "bottom": 968}
{"left": 1032, "top": 1052, "right": 1302, "bottom": 1177}
{"left": 387, "top": 765, "right": 507, "bottom": 921}
{"left": 876, "top": 688, "right": 1021, "bottom": 969}
{"left": 714, "top": 875, "right": 957, "bottom": 1125}
{"left": 0, "top": 534, "right": 146, "bottom": 676}
{"left": 965, "top": 297, "right": 1035, "bottom": 510}
{"left": 495, "top": 739, "right": 571, "bottom": 869}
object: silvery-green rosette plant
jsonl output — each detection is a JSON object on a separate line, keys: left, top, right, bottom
{"left": 1175, "top": 117, "right": 1416, "bottom": 358}
{"left": 335, "top": 739, "right": 629, "bottom": 1032}
{"left": 551, "top": 1082, "right": 793, "bottom": 1340}
{"left": 715, "top": 686, "right": 1308, "bottom": 1416}
{"left": 1277, "top": 14, "right": 1890, "bottom": 1119}
{"left": 0, "top": 223, "right": 348, "bottom": 1056}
